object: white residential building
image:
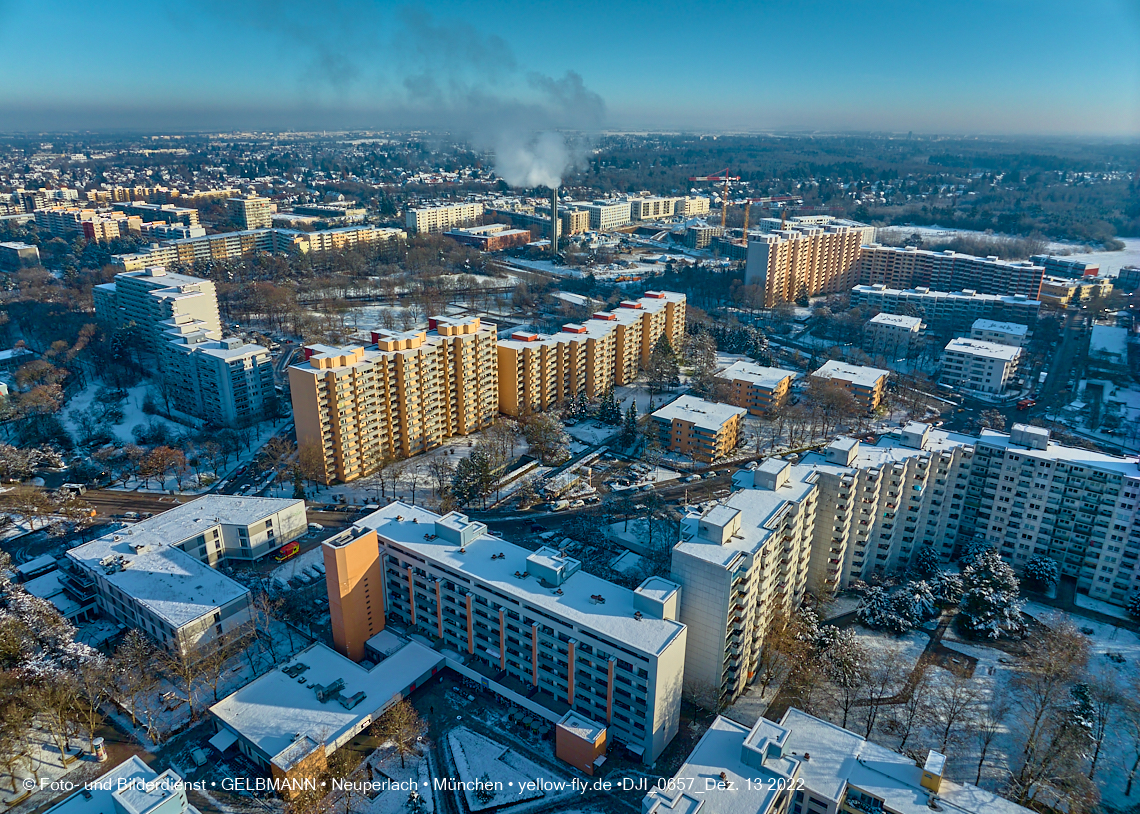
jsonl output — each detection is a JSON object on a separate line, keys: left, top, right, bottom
{"left": 44, "top": 757, "right": 203, "bottom": 814}
{"left": 674, "top": 196, "right": 711, "bottom": 217}
{"left": 583, "top": 200, "right": 633, "bottom": 231}
{"left": 864, "top": 313, "right": 924, "bottom": 359}
{"left": 673, "top": 460, "right": 818, "bottom": 706}
{"left": 971, "top": 318, "right": 1028, "bottom": 348}
{"left": 94, "top": 266, "right": 221, "bottom": 353}
{"left": 405, "top": 202, "right": 483, "bottom": 234}
{"left": 644, "top": 708, "right": 1033, "bottom": 814}
{"left": 940, "top": 337, "right": 1021, "bottom": 394}
{"left": 628, "top": 197, "right": 679, "bottom": 221}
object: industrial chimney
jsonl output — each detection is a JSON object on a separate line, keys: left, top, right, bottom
{"left": 550, "top": 186, "right": 559, "bottom": 254}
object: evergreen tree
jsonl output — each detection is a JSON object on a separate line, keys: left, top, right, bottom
{"left": 957, "top": 548, "right": 1025, "bottom": 640}
{"left": 1024, "top": 554, "right": 1059, "bottom": 589}
{"left": 912, "top": 545, "right": 941, "bottom": 579}
{"left": 598, "top": 388, "right": 622, "bottom": 425}
{"left": 620, "top": 401, "right": 640, "bottom": 448}
{"left": 647, "top": 335, "right": 681, "bottom": 394}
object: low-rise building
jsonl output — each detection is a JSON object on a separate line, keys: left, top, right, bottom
{"left": 651, "top": 395, "right": 746, "bottom": 462}
{"left": 44, "top": 756, "right": 203, "bottom": 814}
{"left": 971, "top": 318, "right": 1028, "bottom": 347}
{"left": 810, "top": 361, "right": 888, "bottom": 411}
{"left": 65, "top": 497, "right": 306, "bottom": 651}
{"left": 1039, "top": 274, "right": 1113, "bottom": 307}
{"left": 0, "top": 241, "right": 40, "bottom": 269}
{"left": 940, "top": 338, "right": 1021, "bottom": 394}
{"left": 715, "top": 361, "right": 796, "bottom": 415}
{"left": 1089, "top": 324, "right": 1130, "bottom": 373}
{"left": 863, "top": 313, "right": 923, "bottom": 359}
{"left": 644, "top": 708, "right": 1033, "bottom": 814}
{"left": 444, "top": 223, "right": 532, "bottom": 251}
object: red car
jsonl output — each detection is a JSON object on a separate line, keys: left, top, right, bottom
{"left": 274, "top": 541, "right": 301, "bottom": 562}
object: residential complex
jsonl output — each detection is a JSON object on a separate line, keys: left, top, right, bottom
{"left": 45, "top": 757, "right": 202, "bottom": 814}
{"left": 651, "top": 395, "right": 746, "bottom": 462}
{"left": 971, "top": 318, "right": 1028, "bottom": 347}
{"left": 1031, "top": 253, "right": 1100, "bottom": 278}
{"left": 405, "top": 202, "right": 483, "bottom": 234}
{"left": 113, "top": 200, "right": 200, "bottom": 226}
{"left": 0, "top": 241, "right": 39, "bottom": 269}
{"left": 744, "top": 224, "right": 866, "bottom": 306}
{"left": 161, "top": 324, "right": 277, "bottom": 427}
{"left": 228, "top": 195, "right": 273, "bottom": 230}
{"left": 497, "top": 291, "right": 687, "bottom": 417}
{"left": 289, "top": 316, "right": 499, "bottom": 484}
{"left": 583, "top": 200, "right": 633, "bottom": 231}
{"left": 645, "top": 708, "right": 1031, "bottom": 814}
{"left": 940, "top": 338, "right": 1022, "bottom": 395}
{"left": 674, "top": 196, "right": 711, "bottom": 217}
{"left": 628, "top": 196, "right": 679, "bottom": 221}
{"left": 444, "top": 223, "right": 532, "bottom": 251}
{"left": 65, "top": 496, "right": 306, "bottom": 651}
{"left": 34, "top": 206, "right": 141, "bottom": 241}
{"left": 94, "top": 266, "right": 221, "bottom": 352}
{"left": 111, "top": 225, "right": 406, "bottom": 271}
{"left": 1038, "top": 274, "right": 1113, "bottom": 307}
{"left": 715, "top": 360, "right": 796, "bottom": 415}
{"left": 328, "top": 502, "right": 688, "bottom": 763}
{"left": 810, "top": 361, "right": 889, "bottom": 411}
{"left": 850, "top": 284, "right": 1041, "bottom": 337}
{"left": 856, "top": 244, "right": 1044, "bottom": 298}
{"left": 863, "top": 313, "right": 923, "bottom": 359}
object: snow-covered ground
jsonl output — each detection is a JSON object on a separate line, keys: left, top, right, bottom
{"left": 267, "top": 544, "right": 325, "bottom": 589}
{"left": 64, "top": 382, "right": 186, "bottom": 447}
{"left": 565, "top": 420, "right": 618, "bottom": 446}
{"left": 851, "top": 626, "right": 930, "bottom": 676}
{"left": 445, "top": 727, "right": 560, "bottom": 811}
{"left": 359, "top": 749, "right": 435, "bottom": 814}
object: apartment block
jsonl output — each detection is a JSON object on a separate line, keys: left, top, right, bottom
{"left": 744, "top": 225, "right": 866, "bottom": 306}
{"left": 94, "top": 266, "right": 221, "bottom": 353}
{"left": 583, "top": 200, "right": 632, "bottom": 231}
{"left": 228, "top": 196, "right": 274, "bottom": 230}
{"left": 673, "top": 460, "right": 817, "bottom": 705}
{"left": 940, "top": 338, "right": 1022, "bottom": 394}
{"left": 715, "top": 361, "right": 796, "bottom": 415}
{"left": 65, "top": 496, "right": 306, "bottom": 651}
{"left": 684, "top": 224, "right": 723, "bottom": 249}
{"left": 406, "top": 202, "right": 483, "bottom": 234}
{"left": 810, "top": 361, "right": 888, "bottom": 411}
{"left": 112, "top": 225, "right": 405, "bottom": 271}
{"left": 289, "top": 316, "right": 498, "bottom": 484}
{"left": 651, "top": 395, "right": 745, "bottom": 463}
{"left": 0, "top": 241, "right": 39, "bottom": 269}
{"left": 496, "top": 291, "right": 686, "bottom": 417}
{"left": 561, "top": 208, "right": 590, "bottom": 235}
{"left": 856, "top": 244, "right": 1044, "bottom": 298}
{"left": 444, "top": 223, "right": 532, "bottom": 251}
{"left": 628, "top": 196, "right": 679, "bottom": 221}
{"left": 863, "top": 313, "right": 923, "bottom": 359}
{"left": 1031, "top": 254, "right": 1100, "bottom": 278}
{"left": 674, "top": 196, "right": 711, "bottom": 217}
{"left": 1038, "top": 274, "right": 1113, "bottom": 307}
{"left": 113, "top": 201, "right": 201, "bottom": 226}
{"left": 850, "top": 284, "right": 1040, "bottom": 338}
{"left": 341, "top": 502, "right": 688, "bottom": 762}
{"left": 971, "top": 318, "right": 1028, "bottom": 347}
{"left": 323, "top": 526, "right": 385, "bottom": 661}
{"left": 34, "top": 207, "right": 141, "bottom": 241}
{"left": 161, "top": 319, "right": 276, "bottom": 428}
{"left": 754, "top": 215, "right": 876, "bottom": 245}
{"left": 645, "top": 707, "right": 1033, "bottom": 814}
{"left": 1117, "top": 266, "right": 1140, "bottom": 293}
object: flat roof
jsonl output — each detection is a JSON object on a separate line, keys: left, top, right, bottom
{"left": 868, "top": 313, "right": 922, "bottom": 330}
{"left": 976, "top": 428, "right": 1140, "bottom": 476}
{"left": 972, "top": 318, "right": 1028, "bottom": 336}
{"left": 717, "top": 360, "right": 797, "bottom": 389}
{"left": 210, "top": 639, "right": 442, "bottom": 766}
{"left": 852, "top": 284, "right": 1038, "bottom": 306}
{"left": 24, "top": 571, "right": 88, "bottom": 618}
{"left": 812, "top": 360, "right": 889, "bottom": 388}
{"left": 355, "top": 503, "right": 686, "bottom": 657}
{"left": 651, "top": 395, "right": 746, "bottom": 430}
{"left": 558, "top": 711, "right": 605, "bottom": 742}
{"left": 943, "top": 338, "right": 1021, "bottom": 361}
{"left": 44, "top": 756, "right": 200, "bottom": 814}
{"left": 1090, "top": 325, "right": 1128, "bottom": 358}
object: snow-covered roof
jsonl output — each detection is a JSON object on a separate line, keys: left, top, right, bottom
{"left": 210, "top": 639, "right": 442, "bottom": 767}
{"left": 651, "top": 395, "right": 746, "bottom": 430}
{"left": 976, "top": 427, "right": 1140, "bottom": 477}
{"left": 1090, "top": 325, "right": 1129, "bottom": 360}
{"left": 355, "top": 502, "right": 686, "bottom": 657}
{"left": 868, "top": 313, "right": 923, "bottom": 330}
{"left": 557, "top": 711, "right": 605, "bottom": 742}
{"left": 716, "top": 360, "right": 796, "bottom": 389}
{"left": 972, "top": 319, "right": 1028, "bottom": 336}
{"left": 44, "top": 756, "right": 201, "bottom": 814}
{"left": 24, "top": 571, "right": 87, "bottom": 619}
{"left": 812, "top": 360, "right": 889, "bottom": 388}
{"left": 942, "top": 338, "right": 1021, "bottom": 362}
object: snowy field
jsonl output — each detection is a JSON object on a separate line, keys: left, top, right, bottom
{"left": 445, "top": 727, "right": 561, "bottom": 811}
{"left": 565, "top": 420, "right": 618, "bottom": 446}
{"left": 64, "top": 382, "right": 185, "bottom": 447}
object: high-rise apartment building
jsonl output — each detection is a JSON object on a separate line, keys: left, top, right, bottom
{"left": 850, "top": 284, "right": 1040, "bottom": 338}
{"left": 161, "top": 319, "right": 277, "bottom": 428}
{"left": 323, "top": 526, "right": 384, "bottom": 661}
{"left": 673, "top": 459, "right": 818, "bottom": 706}
{"left": 744, "top": 225, "right": 866, "bottom": 305}
{"left": 228, "top": 196, "right": 274, "bottom": 230}
{"left": 94, "top": 266, "right": 221, "bottom": 353}
{"left": 940, "top": 338, "right": 1022, "bottom": 395}
{"left": 1031, "top": 254, "right": 1100, "bottom": 278}
{"left": 857, "top": 244, "right": 1044, "bottom": 298}
{"left": 114, "top": 201, "right": 201, "bottom": 226}
{"left": 289, "top": 316, "right": 498, "bottom": 484}
{"left": 333, "top": 502, "right": 688, "bottom": 763}
{"left": 754, "top": 214, "right": 877, "bottom": 245}
{"left": 496, "top": 291, "right": 686, "bottom": 417}
{"left": 582, "top": 200, "right": 632, "bottom": 231}
{"left": 405, "top": 202, "right": 483, "bottom": 234}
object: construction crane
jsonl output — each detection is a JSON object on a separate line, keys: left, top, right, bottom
{"left": 741, "top": 196, "right": 803, "bottom": 238}
{"left": 688, "top": 170, "right": 740, "bottom": 229}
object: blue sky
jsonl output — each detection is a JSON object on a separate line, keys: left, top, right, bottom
{"left": 0, "top": 0, "right": 1137, "bottom": 135}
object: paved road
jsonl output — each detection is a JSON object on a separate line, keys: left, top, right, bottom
{"left": 81, "top": 489, "right": 357, "bottom": 527}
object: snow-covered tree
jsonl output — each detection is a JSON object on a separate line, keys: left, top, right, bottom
{"left": 912, "top": 546, "right": 942, "bottom": 579}
{"left": 1128, "top": 592, "right": 1140, "bottom": 620}
{"left": 959, "top": 538, "right": 995, "bottom": 569}
{"left": 957, "top": 548, "right": 1025, "bottom": 640}
{"left": 929, "top": 570, "right": 964, "bottom": 606}
{"left": 563, "top": 391, "right": 591, "bottom": 421}
{"left": 620, "top": 401, "right": 640, "bottom": 449}
{"left": 597, "top": 387, "right": 622, "bottom": 425}
{"left": 905, "top": 580, "right": 939, "bottom": 621}
{"left": 1024, "top": 554, "right": 1059, "bottom": 589}
{"left": 856, "top": 586, "right": 895, "bottom": 629}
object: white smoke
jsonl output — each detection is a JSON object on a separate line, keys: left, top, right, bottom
{"left": 493, "top": 131, "right": 571, "bottom": 189}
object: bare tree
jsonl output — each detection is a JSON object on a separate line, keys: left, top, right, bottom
{"left": 928, "top": 671, "right": 981, "bottom": 752}
{"left": 1085, "top": 664, "right": 1121, "bottom": 780}
{"left": 370, "top": 699, "right": 426, "bottom": 768}
{"left": 861, "top": 647, "right": 904, "bottom": 738}
{"left": 113, "top": 630, "right": 159, "bottom": 726}
{"left": 889, "top": 654, "right": 932, "bottom": 750}
{"left": 976, "top": 687, "right": 1011, "bottom": 785}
